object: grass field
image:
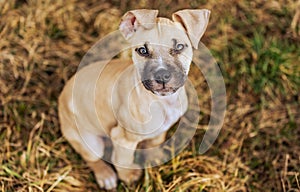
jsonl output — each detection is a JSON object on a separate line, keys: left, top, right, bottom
{"left": 0, "top": 0, "right": 299, "bottom": 191}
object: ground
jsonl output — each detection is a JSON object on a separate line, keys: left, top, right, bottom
{"left": 0, "top": 0, "right": 299, "bottom": 191}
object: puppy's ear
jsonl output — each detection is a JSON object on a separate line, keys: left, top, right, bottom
{"left": 119, "top": 9, "right": 158, "bottom": 40}
{"left": 172, "top": 9, "right": 210, "bottom": 49}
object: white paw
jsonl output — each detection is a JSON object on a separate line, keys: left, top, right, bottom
{"left": 117, "top": 164, "right": 143, "bottom": 185}
{"left": 94, "top": 166, "right": 118, "bottom": 190}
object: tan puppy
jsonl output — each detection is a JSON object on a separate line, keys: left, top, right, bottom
{"left": 58, "top": 9, "right": 210, "bottom": 190}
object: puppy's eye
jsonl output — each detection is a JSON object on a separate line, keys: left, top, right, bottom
{"left": 136, "top": 46, "right": 150, "bottom": 57}
{"left": 171, "top": 39, "right": 186, "bottom": 55}
{"left": 175, "top": 43, "right": 185, "bottom": 51}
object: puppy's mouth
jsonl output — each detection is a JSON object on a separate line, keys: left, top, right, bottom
{"left": 142, "top": 76, "right": 185, "bottom": 96}
{"left": 142, "top": 82, "right": 179, "bottom": 96}
{"left": 153, "top": 87, "right": 180, "bottom": 96}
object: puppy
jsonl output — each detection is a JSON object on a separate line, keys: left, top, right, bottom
{"left": 58, "top": 9, "right": 210, "bottom": 190}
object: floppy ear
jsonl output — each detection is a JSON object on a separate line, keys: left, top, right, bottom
{"left": 119, "top": 9, "right": 159, "bottom": 40}
{"left": 172, "top": 9, "right": 210, "bottom": 49}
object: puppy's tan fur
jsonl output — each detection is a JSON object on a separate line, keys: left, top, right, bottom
{"left": 58, "top": 9, "right": 210, "bottom": 190}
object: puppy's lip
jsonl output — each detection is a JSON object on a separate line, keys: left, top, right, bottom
{"left": 142, "top": 84, "right": 177, "bottom": 96}
{"left": 152, "top": 86, "right": 180, "bottom": 96}
{"left": 154, "top": 91, "right": 175, "bottom": 96}
{"left": 142, "top": 80, "right": 152, "bottom": 91}
{"left": 141, "top": 78, "right": 185, "bottom": 96}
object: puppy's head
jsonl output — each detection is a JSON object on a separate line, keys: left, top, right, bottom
{"left": 120, "top": 9, "right": 210, "bottom": 96}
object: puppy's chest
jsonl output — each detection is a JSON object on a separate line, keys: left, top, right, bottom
{"left": 162, "top": 105, "right": 183, "bottom": 128}
{"left": 120, "top": 97, "right": 186, "bottom": 140}
{"left": 143, "top": 100, "right": 185, "bottom": 138}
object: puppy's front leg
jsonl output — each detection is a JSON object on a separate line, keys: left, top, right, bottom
{"left": 140, "top": 132, "right": 169, "bottom": 164}
{"left": 110, "top": 126, "right": 142, "bottom": 185}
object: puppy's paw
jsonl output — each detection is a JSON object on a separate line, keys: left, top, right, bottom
{"left": 117, "top": 164, "right": 143, "bottom": 185}
{"left": 144, "top": 149, "right": 169, "bottom": 165}
{"left": 94, "top": 166, "right": 118, "bottom": 190}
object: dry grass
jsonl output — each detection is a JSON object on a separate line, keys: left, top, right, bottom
{"left": 0, "top": 0, "right": 299, "bottom": 191}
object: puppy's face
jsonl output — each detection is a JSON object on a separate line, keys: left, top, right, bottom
{"left": 120, "top": 9, "right": 210, "bottom": 96}
{"left": 131, "top": 20, "right": 193, "bottom": 96}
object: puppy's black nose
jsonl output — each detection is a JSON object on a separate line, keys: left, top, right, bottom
{"left": 154, "top": 69, "right": 172, "bottom": 84}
